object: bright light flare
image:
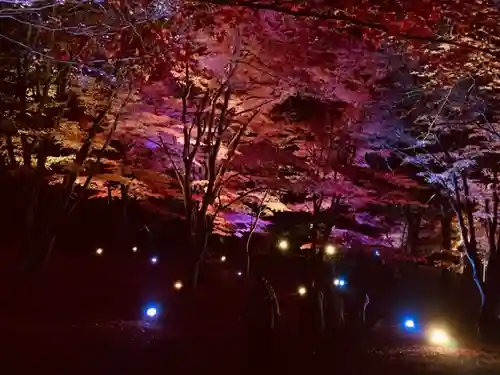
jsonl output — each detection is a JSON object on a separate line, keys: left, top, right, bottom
{"left": 428, "top": 328, "right": 452, "bottom": 346}
{"left": 333, "top": 278, "right": 346, "bottom": 287}
{"left": 96, "top": 248, "right": 103, "bottom": 255}
{"left": 297, "top": 285, "right": 307, "bottom": 296}
{"left": 278, "top": 239, "right": 289, "bottom": 251}
{"left": 173, "top": 280, "right": 183, "bottom": 290}
{"left": 150, "top": 256, "right": 158, "bottom": 264}
{"left": 220, "top": 256, "right": 226, "bottom": 262}
{"left": 132, "top": 246, "right": 138, "bottom": 252}
{"left": 404, "top": 319, "right": 416, "bottom": 329}
{"left": 325, "top": 244, "right": 336, "bottom": 255}
{"left": 237, "top": 271, "right": 242, "bottom": 276}
{"left": 145, "top": 307, "right": 158, "bottom": 318}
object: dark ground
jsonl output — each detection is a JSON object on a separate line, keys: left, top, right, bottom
{"left": 1, "top": 319, "right": 500, "bottom": 374}
{"left": 0, "top": 254, "right": 498, "bottom": 374}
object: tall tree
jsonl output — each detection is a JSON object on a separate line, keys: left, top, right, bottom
{"left": 398, "top": 77, "right": 500, "bottom": 334}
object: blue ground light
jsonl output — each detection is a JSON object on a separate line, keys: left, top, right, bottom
{"left": 403, "top": 318, "right": 416, "bottom": 330}
{"left": 405, "top": 319, "right": 415, "bottom": 329}
{"left": 144, "top": 305, "right": 159, "bottom": 318}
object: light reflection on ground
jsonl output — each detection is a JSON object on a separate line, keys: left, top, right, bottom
{"left": 368, "top": 344, "right": 500, "bottom": 374}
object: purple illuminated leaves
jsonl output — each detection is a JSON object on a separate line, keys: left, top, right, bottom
{"left": 199, "top": 0, "right": 500, "bottom": 95}
{"left": 10, "top": 0, "right": 471, "bottom": 244}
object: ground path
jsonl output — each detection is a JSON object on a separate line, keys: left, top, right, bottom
{"left": 1, "top": 319, "right": 499, "bottom": 374}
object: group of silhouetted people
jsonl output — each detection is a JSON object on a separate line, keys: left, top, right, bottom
{"left": 243, "top": 249, "right": 395, "bottom": 368}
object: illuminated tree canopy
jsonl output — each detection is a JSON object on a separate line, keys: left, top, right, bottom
{"left": 1, "top": 0, "right": 500, "bottom": 319}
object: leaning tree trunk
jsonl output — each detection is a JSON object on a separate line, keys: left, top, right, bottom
{"left": 479, "top": 253, "right": 500, "bottom": 338}
{"left": 450, "top": 172, "right": 485, "bottom": 332}
{"left": 480, "top": 186, "right": 500, "bottom": 337}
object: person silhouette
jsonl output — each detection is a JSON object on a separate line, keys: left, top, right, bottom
{"left": 245, "top": 271, "right": 279, "bottom": 371}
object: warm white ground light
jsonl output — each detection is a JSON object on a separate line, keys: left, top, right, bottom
{"left": 174, "top": 281, "right": 183, "bottom": 290}
{"left": 150, "top": 256, "right": 158, "bottom": 264}
{"left": 96, "top": 248, "right": 103, "bottom": 255}
{"left": 428, "top": 328, "right": 451, "bottom": 346}
{"left": 278, "top": 239, "right": 289, "bottom": 251}
{"left": 220, "top": 255, "right": 226, "bottom": 262}
{"left": 325, "top": 244, "right": 336, "bottom": 255}
{"left": 297, "top": 285, "right": 307, "bottom": 296}
{"left": 237, "top": 271, "right": 242, "bottom": 276}
{"left": 132, "top": 246, "right": 138, "bottom": 252}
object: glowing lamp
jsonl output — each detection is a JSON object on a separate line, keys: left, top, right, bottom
{"left": 333, "top": 278, "right": 346, "bottom": 288}
{"left": 132, "top": 246, "right": 138, "bottom": 252}
{"left": 220, "top": 256, "right": 226, "bottom": 262}
{"left": 297, "top": 285, "right": 307, "bottom": 296}
{"left": 173, "top": 281, "right": 183, "bottom": 290}
{"left": 96, "top": 248, "right": 103, "bottom": 255}
{"left": 150, "top": 256, "right": 158, "bottom": 264}
{"left": 237, "top": 271, "right": 242, "bottom": 276}
{"left": 278, "top": 239, "right": 289, "bottom": 251}
{"left": 325, "top": 244, "right": 336, "bottom": 256}
{"left": 404, "top": 319, "right": 416, "bottom": 329}
{"left": 428, "top": 328, "right": 451, "bottom": 346}
{"left": 145, "top": 306, "right": 158, "bottom": 318}
{"left": 374, "top": 250, "right": 381, "bottom": 257}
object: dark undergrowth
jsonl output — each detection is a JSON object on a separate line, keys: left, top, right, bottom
{"left": 1, "top": 320, "right": 499, "bottom": 375}
{"left": 0, "top": 255, "right": 498, "bottom": 374}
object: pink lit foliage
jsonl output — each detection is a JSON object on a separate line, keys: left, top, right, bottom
{"left": 202, "top": 0, "right": 500, "bottom": 92}
{"left": 214, "top": 211, "right": 271, "bottom": 238}
{"left": 263, "top": 95, "right": 419, "bottom": 247}
{"left": 113, "top": 12, "right": 390, "bottom": 238}
{"left": 54, "top": 2, "right": 417, "bottom": 246}
{"left": 114, "top": 26, "right": 300, "bottom": 254}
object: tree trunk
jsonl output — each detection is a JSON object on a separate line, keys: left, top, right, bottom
{"left": 479, "top": 253, "right": 500, "bottom": 338}
{"left": 5, "top": 135, "right": 17, "bottom": 167}
{"left": 310, "top": 193, "right": 323, "bottom": 256}
{"left": 32, "top": 108, "right": 112, "bottom": 269}
{"left": 245, "top": 190, "right": 268, "bottom": 277}
{"left": 120, "top": 184, "right": 130, "bottom": 249}
{"left": 56, "top": 63, "right": 69, "bottom": 100}
{"left": 439, "top": 205, "right": 454, "bottom": 308}
{"left": 440, "top": 208, "right": 452, "bottom": 251}
{"left": 479, "top": 175, "right": 500, "bottom": 337}
{"left": 20, "top": 135, "right": 33, "bottom": 168}
{"left": 404, "top": 208, "right": 422, "bottom": 255}
{"left": 457, "top": 221, "right": 485, "bottom": 321}
{"left": 451, "top": 173, "right": 485, "bottom": 327}
{"left": 462, "top": 174, "right": 480, "bottom": 272}
{"left": 190, "top": 211, "right": 211, "bottom": 290}
{"left": 480, "top": 182, "right": 500, "bottom": 337}
{"left": 22, "top": 138, "right": 55, "bottom": 269}
{"left": 321, "top": 195, "right": 341, "bottom": 246}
